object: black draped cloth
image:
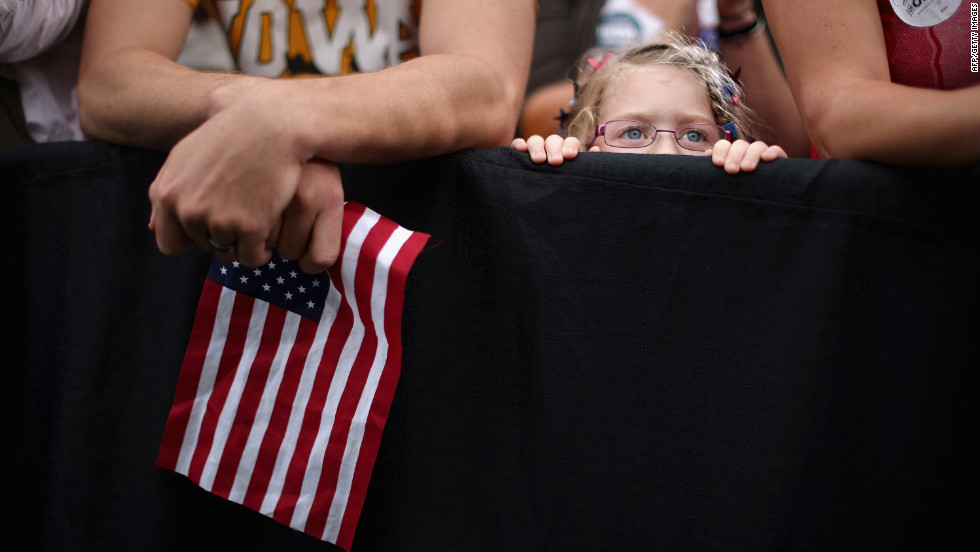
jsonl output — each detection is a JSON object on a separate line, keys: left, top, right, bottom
{"left": 7, "top": 141, "right": 978, "bottom": 550}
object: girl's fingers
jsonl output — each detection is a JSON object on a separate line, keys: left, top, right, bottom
{"left": 739, "top": 141, "right": 772, "bottom": 172}
{"left": 741, "top": 143, "right": 789, "bottom": 172}
{"left": 511, "top": 138, "right": 529, "bottom": 152}
{"left": 762, "top": 145, "right": 788, "bottom": 161}
{"left": 525, "top": 135, "right": 548, "bottom": 164}
{"left": 723, "top": 140, "right": 750, "bottom": 174}
{"left": 545, "top": 134, "right": 567, "bottom": 165}
{"left": 711, "top": 139, "right": 732, "bottom": 168}
{"left": 562, "top": 137, "right": 583, "bottom": 160}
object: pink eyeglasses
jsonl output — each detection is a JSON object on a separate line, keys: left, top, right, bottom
{"left": 589, "top": 120, "right": 732, "bottom": 152}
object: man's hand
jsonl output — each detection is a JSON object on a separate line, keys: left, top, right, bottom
{"left": 275, "top": 160, "right": 344, "bottom": 275}
{"left": 148, "top": 80, "right": 343, "bottom": 272}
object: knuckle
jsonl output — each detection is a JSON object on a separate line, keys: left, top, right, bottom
{"left": 324, "top": 178, "right": 344, "bottom": 204}
{"left": 204, "top": 211, "right": 236, "bottom": 234}
{"left": 149, "top": 179, "right": 176, "bottom": 206}
{"left": 176, "top": 202, "right": 207, "bottom": 226}
{"left": 235, "top": 217, "right": 264, "bottom": 240}
{"left": 291, "top": 182, "right": 317, "bottom": 208}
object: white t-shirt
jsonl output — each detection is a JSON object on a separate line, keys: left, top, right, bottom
{"left": 207, "top": 0, "right": 421, "bottom": 78}
{"left": 0, "top": 0, "right": 88, "bottom": 142}
{"left": 594, "top": 0, "right": 720, "bottom": 51}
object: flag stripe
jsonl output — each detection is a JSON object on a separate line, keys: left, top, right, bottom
{"left": 266, "top": 281, "right": 353, "bottom": 523}
{"left": 174, "top": 286, "right": 238, "bottom": 476}
{"left": 185, "top": 290, "right": 255, "bottom": 483}
{"left": 265, "top": 207, "right": 379, "bottom": 524}
{"left": 208, "top": 302, "right": 288, "bottom": 497}
{"left": 157, "top": 202, "right": 429, "bottom": 551}
{"left": 242, "top": 314, "right": 320, "bottom": 511}
{"left": 199, "top": 298, "right": 270, "bottom": 490}
{"left": 229, "top": 309, "right": 304, "bottom": 503}
{"left": 278, "top": 225, "right": 385, "bottom": 529}
{"left": 156, "top": 279, "right": 224, "bottom": 470}
{"left": 298, "top": 213, "right": 402, "bottom": 536}
{"left": 317, "top": 224, "right": 414, "bottom": 542}
{"left": 333, "top": 228, "right": 431, "bottom": 548}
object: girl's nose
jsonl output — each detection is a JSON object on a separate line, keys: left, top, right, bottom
{"left": 647, "top": 132, "right": 683, "bottom": 155}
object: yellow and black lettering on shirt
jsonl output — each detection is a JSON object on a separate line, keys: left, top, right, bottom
{"left": 193, "top": 0, "right": 423, "bottom": 77}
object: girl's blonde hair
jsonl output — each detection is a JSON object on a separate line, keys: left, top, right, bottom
{"left": 564, "top": 33, "right": 765, "bottom": 145}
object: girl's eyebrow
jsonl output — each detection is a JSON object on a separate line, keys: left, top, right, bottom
{"left": 610, "top": 110, "right": 716, "bottom": 125}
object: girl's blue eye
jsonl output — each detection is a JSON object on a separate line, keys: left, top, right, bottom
{"left": 625, "top": 128, "right": 646, "bottom": 140}
{"left": 679, "top": 129, "right": 707, "bottom": 143}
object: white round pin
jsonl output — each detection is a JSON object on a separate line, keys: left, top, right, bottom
{"left": 889, "top": 0, "right": 961, "bottom": 28}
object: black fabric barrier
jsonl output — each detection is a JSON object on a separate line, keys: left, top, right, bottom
{"left": 7, "top": 141, "right": 979, "bottom": 550}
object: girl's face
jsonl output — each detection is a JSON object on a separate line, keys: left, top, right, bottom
{"left": 596, "top": 65, "right": 716, "bottom": 156}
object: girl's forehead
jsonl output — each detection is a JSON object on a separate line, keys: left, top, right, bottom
{"left": 600, "top": 65, "right": 714, "bottom": 122}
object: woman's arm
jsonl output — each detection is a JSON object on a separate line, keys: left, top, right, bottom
{"left": 762, "top": 0, "right": 980, "bottom": 167}
{"left": 715, "top": 0, "right": 810, "bottom": 157}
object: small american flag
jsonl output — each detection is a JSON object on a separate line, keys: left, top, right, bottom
{"left": 157, "top": 202, "right": 429, "bottom": 550}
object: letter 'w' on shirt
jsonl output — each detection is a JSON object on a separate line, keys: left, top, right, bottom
{"left": 156, "top": 202, "right": 430, "bottom": 550}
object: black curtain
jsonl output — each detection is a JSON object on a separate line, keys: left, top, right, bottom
{"left": 8, "top": 141, "right": 978, "bottom": 550}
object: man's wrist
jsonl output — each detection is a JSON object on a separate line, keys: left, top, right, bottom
{"left": 204, "top": 74, "right": 267, "bottom": 119}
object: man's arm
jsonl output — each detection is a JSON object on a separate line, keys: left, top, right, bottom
{"left": 762, "top": 0, "right": 980, "bottom": 167}
{"left": 78, "top": 0, "right": 264, "bottom": 149}
{"left": 195, "top": 0, "right": 535, "bottom": 164}
{"left": 81, "top": 0, "right": 533, "bottom": 155}
{"left": 145, "top": 0, "right": 535, "bottom": 271}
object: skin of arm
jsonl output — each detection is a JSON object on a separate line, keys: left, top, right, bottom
{"left": 78, "top": 0, "right": 267, "bottom": 150}
{"left": 283, "top": 0, "right": 535, "bottom": 162}
{"left": 81, "top": 0, "right": 533, "bottom": 154}
{"left": 715, "top": 0, "right": 810, "bottom": 157}
{"left": 763, "top": 0, "right": 980, "bottom": 167}
{"left": 129, "top": 0, "right": 533, "bottom": 272}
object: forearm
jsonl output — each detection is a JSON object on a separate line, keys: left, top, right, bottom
{"left": 660, "top": 1, "right": 699, "bottom": 38}
{"left": 76, "top": 0, "right": 263, "bottom": 150}
{"left": 719, "top": 28, "right": 810, "bottom": 157}
{"left": 270, "top": 53, "right": 527, "bottom": 164}
{"left": 807, "top": 82, "right": 980, "bottom": 167}
{"left": 764, "top": 0, "right": 980, "bottom": 167}
{"left": 78, "top": 48, "right": 253, "bottom": 149}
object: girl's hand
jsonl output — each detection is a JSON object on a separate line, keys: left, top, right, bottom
{"left": 511, "top": 135, "right": 589, "bottom": 166}
{"left": 708, "top": 139, "right": 787, "bottom": 175}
